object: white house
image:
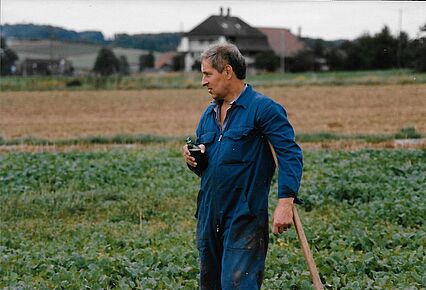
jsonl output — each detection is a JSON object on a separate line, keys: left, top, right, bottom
{"left": 177, "top": 8, "right": 272, "bottom": 71}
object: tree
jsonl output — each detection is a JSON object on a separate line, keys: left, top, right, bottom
{"left": 324, "top": 47, "right": 346, "bottom": 71}
{"left": 0, "top": 37, "right": 19, "bottom": 75}
{"left": 411, "top": 23, "right": 426, "bottom": 72}
{"left": 371, "top": 26, "right": 397, "bottom": 69}
{"left": 139, "top": 51, "right": 154, "bottom": 71}
{"left": 172, "top": 54, "right": 185, "bottom": 71}
{"left": 93, "top": 47, "right": 119, "bottom": 76}
{"left": 313, "top": 39, "right": 325, "bottom": 58}
{"left": 341, "top": 35, "right": 375, "bottom": 70}
{"left": 191, "top": 60, "right": 201, "bottom": 71}
{"left": 397, "top": 31, "right": 410, "bottom": 68}
{"left": 118, "top": 55, "right": 130, "bottom": 75}
{"left": 289, "top": 49, "right": 315, "bottom": 72}
{"left": 254, "top": 52, "right": 280, "bottom": 72}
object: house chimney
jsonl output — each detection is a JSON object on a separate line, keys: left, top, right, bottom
{"left": 220, "top": 7, "right": 223, "bottom": 16}
{"left": 227, "top": 8, "right": 231, "bottom": 16}
{"left": 298, "top": 26, "right": 302, "bottom": 38}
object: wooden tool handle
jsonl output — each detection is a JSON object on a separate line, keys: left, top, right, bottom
{"left": 268, "top": 140, "right": 323, "bottom": 289}
{"left": 293, "top": 206, "right": 323, "bottom": 290}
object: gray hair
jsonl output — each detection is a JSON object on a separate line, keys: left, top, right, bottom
{"left": 200, "top": 43, "right": 246, "bottom": 80}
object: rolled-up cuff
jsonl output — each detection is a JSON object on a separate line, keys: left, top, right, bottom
{"left": 278, "top": 192, "right": 303, "bottom": 205}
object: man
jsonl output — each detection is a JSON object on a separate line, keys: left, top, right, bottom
{"left": 183, "top": 43, "right": 303, "bottom": 289}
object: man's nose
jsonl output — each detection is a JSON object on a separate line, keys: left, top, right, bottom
{"left": 202, "top": 77, "right": 208, "bottom": 87}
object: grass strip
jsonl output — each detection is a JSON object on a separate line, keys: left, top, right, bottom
{"left": 297, "top": 127, "right": 422, "bottom": 143}
{"left": 0, "top": 134, "right": 177, "bottom": 146}
{"left": 1, "top": 70, "right": 425, "bottom": 91}
{"left": 0, "top": 128, "right": 422, "bottom": 147}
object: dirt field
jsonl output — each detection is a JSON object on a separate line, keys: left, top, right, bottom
{"left": 1, "top": 84, "right": 425, "bottom": 140}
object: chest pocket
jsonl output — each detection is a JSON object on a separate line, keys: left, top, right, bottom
{"left": 222, "top": 127, "right": 258, "bottom": 165}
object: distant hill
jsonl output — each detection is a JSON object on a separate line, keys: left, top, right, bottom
{"left": 113, "top": 33, "right": 182, "bottom": 52}
{"left": 1, "top": 24, "right": 106, "bottom": 44}
{"left": 1, "top": 23, "right": 182, "bottom": 52}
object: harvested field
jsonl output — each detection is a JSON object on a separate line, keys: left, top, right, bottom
{"left": 1, "top": 84, "right": 425, "bottom": 140}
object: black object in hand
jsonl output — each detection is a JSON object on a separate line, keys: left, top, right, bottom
{"left": 185, "top": 137, "right": 208, "bottom": 169}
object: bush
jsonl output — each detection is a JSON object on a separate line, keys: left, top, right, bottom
{"left": 66, "top": 79, "right": 82, "bottom": 87}
{"left": 394, "top": 127, "right": 422, "bottom": 139}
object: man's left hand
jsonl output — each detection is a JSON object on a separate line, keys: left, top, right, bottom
{"left": 272, "top": 198, "right": 294, "bottom": 235}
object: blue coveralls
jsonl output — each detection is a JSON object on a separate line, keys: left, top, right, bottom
{"left": 189, "top": 84, "right": 303, "bottom": 290}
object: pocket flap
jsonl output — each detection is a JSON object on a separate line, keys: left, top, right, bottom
{"left": 223, "top": 127, "right": 253, "bottom": 140}
{"left": 198, "top": 131, "right": 216, "bottom": 144}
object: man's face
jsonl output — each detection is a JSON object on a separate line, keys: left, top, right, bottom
{"left": 201, "top": 59, "right": 228, "bottom": 100}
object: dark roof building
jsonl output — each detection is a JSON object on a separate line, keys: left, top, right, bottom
{"left": 177, "top": 8, "right": 272, "bottom": 71}
{"left": 20, "top": 58, "right": 73, "bottom": 76}
{"left": 186, "top": 8, "right": 271, "bottom": 54}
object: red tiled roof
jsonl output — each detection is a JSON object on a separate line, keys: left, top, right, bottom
{"left": 257, "top": 27, "right": 305, "bottom": 57}
{"left": 155, "top": 52, "right": 177, "bottom": 69}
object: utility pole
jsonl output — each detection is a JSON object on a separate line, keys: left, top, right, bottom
{"left": 397, "top": 8, "right": 402, "bottom": 68}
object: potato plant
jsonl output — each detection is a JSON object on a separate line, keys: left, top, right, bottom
{"left": 0, "top": 148, "right": 425, "bottom": 289}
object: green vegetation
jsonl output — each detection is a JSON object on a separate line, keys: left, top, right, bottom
{"left": 297, "top": 127, "right": 423, "bottom": 143}
{"left": 0, "top": 128, "right": 422, "bottom": 147}
{"left": 0, "top": 134, "right": 174, "bottom": 147}
{"left": 394, "top": 127, "right": 422, "bottom": 139}
{"left": 1, "top": 70, "right": 425, "bottom": 91}
{"left": 1, "top": 148, "right": 425, "bottom": 289}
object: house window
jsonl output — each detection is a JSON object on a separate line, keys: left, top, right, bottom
{"left": 235, "top": 23, "right": 241, "bottom": 29}
{"left": 221, "top": 23, "right": 229, "bottom": 29}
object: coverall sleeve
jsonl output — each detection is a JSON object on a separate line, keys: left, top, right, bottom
{"left": 257, "top": 99, "right": 303, "bottom": 199}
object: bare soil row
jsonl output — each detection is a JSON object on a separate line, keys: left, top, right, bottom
{"left": 1, "top": 84, "right": 425, "bottom": 140}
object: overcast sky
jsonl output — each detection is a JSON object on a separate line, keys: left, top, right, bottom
{"left": 1, "top": 0, "right": 425, "bottom": 41}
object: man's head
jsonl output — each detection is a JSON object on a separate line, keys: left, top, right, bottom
{"left": 200, "top": 43, "right": 246, "bottom": 80}
{"left": 200, "top": 43, "right": 246, "bottom": 100}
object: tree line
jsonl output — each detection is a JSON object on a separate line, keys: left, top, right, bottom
{"left": 1, "top": 24, "right": 425, "bottom": 75}
{"left": 255, "top": 25, "right": 426, "bottom": 73}
{"left": 108, "top": 24, "right": 426, "bottom": 75}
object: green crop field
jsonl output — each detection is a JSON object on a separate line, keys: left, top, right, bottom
{"left": 1, "top": 147, "right": 424, "bottom": 289}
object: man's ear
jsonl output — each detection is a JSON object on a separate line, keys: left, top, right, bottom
{"left": 224, "top": 64, "right": 234, "bottom": 79}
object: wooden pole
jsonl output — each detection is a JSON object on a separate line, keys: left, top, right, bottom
{"left": 268, "top": 141, "right": 323, "bottom": 289}
{"left": 293, "top": 206, "right": 323, "bottom": 290}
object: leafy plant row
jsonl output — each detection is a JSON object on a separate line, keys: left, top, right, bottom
{"left": 0, "top": 148, "right": 425, "bottom": 289}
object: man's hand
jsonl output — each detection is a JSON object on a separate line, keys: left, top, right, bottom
{"left": 272, "top": 198, "right": 294, "bottom": 235}
{"left": 182, "top": 144, "right": 205, "bottom": 167}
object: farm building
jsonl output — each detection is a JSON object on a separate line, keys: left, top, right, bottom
{"left": 19, "top": 58, "right": 74, "bottom": 76}
{"left": 177, "top": 8, "right": 273, "bottom": 71}
{"left": 155, "top": 51, "right": 180, "bottom": 71}
{"left": 257, "top": 27, "right": 305, "bottom": 59}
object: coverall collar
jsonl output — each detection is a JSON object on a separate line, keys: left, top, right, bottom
{"left": 206, "top": 83, "right": 253, "bottom": 115}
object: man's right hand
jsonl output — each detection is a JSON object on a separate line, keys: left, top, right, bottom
{"left": 182, "top": 144, "right": 205, "bottom": 167}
